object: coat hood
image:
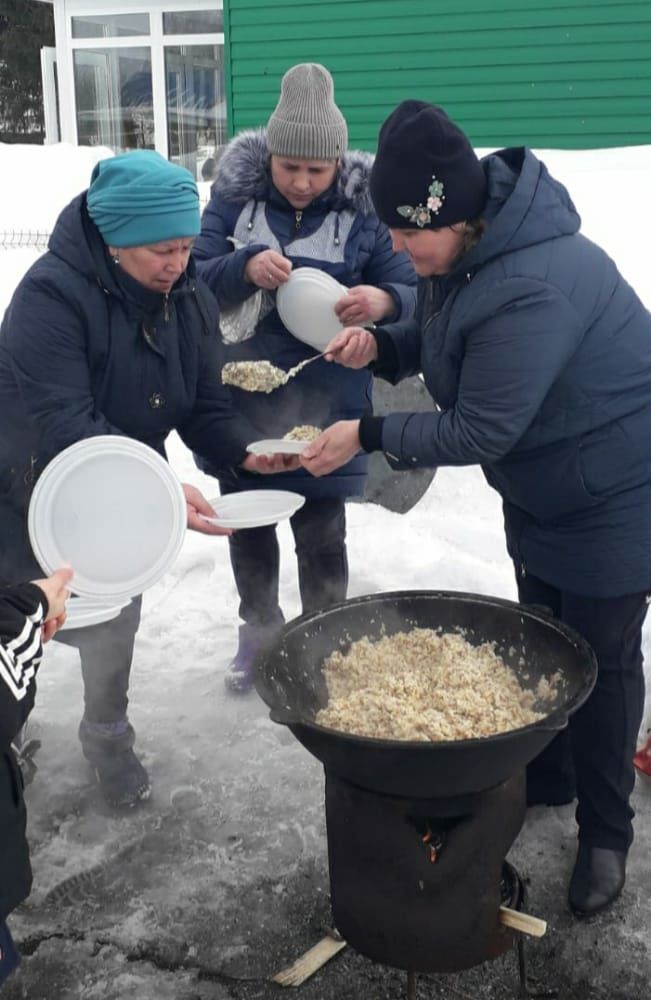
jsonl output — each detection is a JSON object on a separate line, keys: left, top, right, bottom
{"left": 48, "top": 192, "right": 118, "bottom": 289}
{"left": 462, "top": 148, "right": 581, "bottom": 272}
{"left": 213, "top": 127, "right": 376, "bottom": 215}
{"left": 47, "top": 192, "right": 197, "bottom": 307}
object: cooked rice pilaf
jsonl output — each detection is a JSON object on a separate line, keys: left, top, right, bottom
{"left": 283, "top": 425, "right": 322, "bottom": 442}
{"left": 315, "top": 628, "right": 560, "bottom": 741}
{"left": 221, "top": 360, "right": 288, "bottom": 393}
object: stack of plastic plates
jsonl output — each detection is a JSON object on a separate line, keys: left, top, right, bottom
{"left": 60, "top": 596, "right": 131, "bottom": 631}
{"left": 28, "top": 436, "right": 187, "bottom": 614}
{"left": 276, "top": 267, "right": 347, "bottom": 350}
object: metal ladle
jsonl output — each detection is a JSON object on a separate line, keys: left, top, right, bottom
{"left": 221, "top": 352, "right": 329, "bottom": 394}
{"left": 283, "top": 350, "right": 328, "bottom": 381}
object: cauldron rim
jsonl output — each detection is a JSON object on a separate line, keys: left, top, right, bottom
{"left": 255, "top": 588, "right": 598, "bottom": 750}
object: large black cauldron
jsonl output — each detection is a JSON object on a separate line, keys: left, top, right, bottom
{"left": 254, "top": 591, "right": 597, "bottom": 799}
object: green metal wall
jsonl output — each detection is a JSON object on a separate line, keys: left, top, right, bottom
{"left": 224, "top": 0, "right": 651, "bottom": 150}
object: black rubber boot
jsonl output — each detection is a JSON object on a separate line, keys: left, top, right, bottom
{"left": 568, "top": 844, "right": 626, "bottom": 917}
{"left": 79, "top": 720, "right": 150, "bottom": 809}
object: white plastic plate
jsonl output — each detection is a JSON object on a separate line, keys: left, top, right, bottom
{"left": 60, "top": 596, "right": 131, "bottom": 631}
{"left": 28, "top": 436, "right": 187, "bottom": 602}
{"left": 246, "top": 439, "right": 310, "bottom": 456}
{"left": 276, "top": 267, "right": 347, "bottom": 350}
{"left": 203, "top": 490, "right": 305, "bottom": 529}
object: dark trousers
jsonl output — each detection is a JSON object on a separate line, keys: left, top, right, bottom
{"left": 0, "top": 920, "right": 20, "bottom": 986}
{"left": 221, "top": 489, "right": 349, "bottom": 625}
{"left": 55, "top": 596, "right": 142, "bottom": 725}
{"left": 517, "top": 570, "right": 648, "bottom": 852}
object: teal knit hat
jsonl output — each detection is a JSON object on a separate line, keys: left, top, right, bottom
{"left": 86, "top": 150, "right": 201, "bottom": 248}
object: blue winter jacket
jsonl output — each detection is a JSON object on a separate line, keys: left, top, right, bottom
{"left": 193, "top": 128, "right": 417, "bottom": 499}
{"left": 372, "top": 147, "right": 651, "bottom": 598}
{"left": 0, "top": 194, "right": 254, "bottom": 582}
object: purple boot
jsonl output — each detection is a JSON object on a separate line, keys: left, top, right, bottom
{"left": 225, "top": 623, "right": 279, "bottom": 694}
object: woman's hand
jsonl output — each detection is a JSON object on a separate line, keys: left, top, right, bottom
{"left": 182, "top": 482, "right": 233, "bottom": 536}
{"left": 241, "top": 453, "right": 301, "bottom": 474}
{"left": 244, "top": 250, "right": 292, "bottom": 290}
{"left": 323, "top": 328, "right": 378, "bottom": 369}
{"left": 335, "top": 285, "right": 395, "bottom": 325}
{"left": 32, "top": 567, "right": 73, "bottom": 641}
{"left": 300, "top": 421, "right": 362, "bottom": 477}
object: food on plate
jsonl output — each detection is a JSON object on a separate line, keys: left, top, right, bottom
{"left": 315, "top": 628, "right": 560, "bottom": 741}
{"left": 283, "top": 425, "right": 322, "bottom": 442}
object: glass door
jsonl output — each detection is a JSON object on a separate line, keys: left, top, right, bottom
{"left": 165, "top": 43, "right": 226, "bottom": 180}
{"left": 40, "top": 46, "right": 60, "bottom": 143}
{"left": 73, "top": 46, "right": 154, "bottom": 150}
{"left": 66, "top": 6, "right": 225, "bottom": 166}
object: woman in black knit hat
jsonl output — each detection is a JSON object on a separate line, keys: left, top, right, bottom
{"left": 301, "top": 98, "right": 651, "bottom": 919}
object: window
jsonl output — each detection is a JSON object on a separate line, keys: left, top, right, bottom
{"left": 165, "top": 44, "right": 226, "bottom": 180}
{"left": 67, "top": 6, "right": 226, "bottom": 165}
{"left": 163, "top": 11, "right": 224, "bottom": 34}
{"left": 73, "top": 47, "right": 154, "bottom": 151}
{"left": 71, "top": 14, "right": 150, "bottom": 39}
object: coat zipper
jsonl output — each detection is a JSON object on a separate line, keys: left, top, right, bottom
{"left": 26, "top": 454, "right": 38, "bottom": 487}
{"left": 295, "top": 210, "right": 303, "bottom": 231}
{"left": 164, "top": 293, "right": 170, "bottom": 321}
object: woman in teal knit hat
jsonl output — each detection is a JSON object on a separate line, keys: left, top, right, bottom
{"left": 87, "top": 149, "right": 202, "bottom": 248}
{"left": 0, "top": 149, "right": 292, "bottom": 809}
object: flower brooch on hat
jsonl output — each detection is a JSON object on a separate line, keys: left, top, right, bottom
{"left": 397, "top": 175, "right": 445, "bottom": 228}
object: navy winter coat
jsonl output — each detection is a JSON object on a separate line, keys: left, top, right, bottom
{"left": 193, "top": 128, "right": 417, "bottom": 499}
{"left": 373, "top": 148, "right": 651, "bottom": 597}
{"left": 0, "top": 195, "right": 253, "bottom": 582}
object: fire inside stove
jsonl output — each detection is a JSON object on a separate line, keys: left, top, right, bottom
{"left": 413, "top": 819, "right": 519, "bottom": 908}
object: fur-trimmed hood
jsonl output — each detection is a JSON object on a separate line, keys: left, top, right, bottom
{"left": 213, "top": 127, "right": 376, "bottom": 215}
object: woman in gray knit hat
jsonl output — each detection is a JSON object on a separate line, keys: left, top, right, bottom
{"left": 193, "top": 63, "right": 417, "bottom": 692}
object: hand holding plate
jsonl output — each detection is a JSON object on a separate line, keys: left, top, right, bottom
{"left": 183, "top": 482, "right": 233, "bottom": 535}
{"left": 301, "top": 420, "right": 362, "bottom": 477}
{"left": 244, "top": 249, "right": 292, "bottom": 290}
{"left": 335, "top": 285, "right": 395, "bottom": 325}
{"left": 32, "top": 567, "right": 73, "bottom": 641}
{"left": 241, "top": 453, "right": 301, "bottom": 473}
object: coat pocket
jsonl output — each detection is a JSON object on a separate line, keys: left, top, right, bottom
{"left": 580, "top": 417, "right": 651, "bottom": 499}
{"left": 487, "top": 438, "right": 601, "bottom": 522}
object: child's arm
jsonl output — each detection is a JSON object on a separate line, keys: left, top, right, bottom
{"left": 0, "top": 583, "right": 47, "bottom": 746}
{"left": 0, "top": 569, "right": 72, "bottom": 744}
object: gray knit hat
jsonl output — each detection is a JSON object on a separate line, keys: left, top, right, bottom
{"left": 266, "top": 63, "right": 348, "bottom": 160}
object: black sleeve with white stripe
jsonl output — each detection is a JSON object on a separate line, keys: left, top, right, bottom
{"left": 0, "top": 583, "right": 46, "bottom": 748}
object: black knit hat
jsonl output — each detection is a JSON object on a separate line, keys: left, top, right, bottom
{"left": 370, "top": 100, "right": 487, "bottom": 230}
